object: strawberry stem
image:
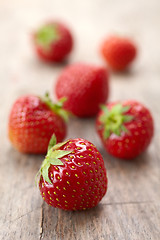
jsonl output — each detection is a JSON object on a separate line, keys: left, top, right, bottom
{"left": 35, "top": 135, "right": 72, "bottom": 185}
{"left": 42, "top": 92, "right": 69, "bottom": 122}
{"left": 36, "top": 24, "right": 59, "bottom": 49}
{"left": 99, "top": 103, "right": 134, "bottom": 139}
{"left": 48, "top": 133, "right": 57, "bottom": 151}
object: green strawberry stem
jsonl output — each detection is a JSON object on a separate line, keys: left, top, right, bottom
{"left": 47, "top": 133, "right": 57, "bottom": 151}
{"left": 99, "top": 103, "right": 134, "bottom": 139}
{"left": 36, "top": 24, "right": 59, "bottom": 49}
{"left": 42, "top": 92, "right": 69, "bottom": 122}
{"left": 35, "top": 134, "right": 72, "bottom": 185}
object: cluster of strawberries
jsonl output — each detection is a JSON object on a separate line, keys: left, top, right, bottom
{"left": 8, "top": 21, "right": 154, "bottom": 211}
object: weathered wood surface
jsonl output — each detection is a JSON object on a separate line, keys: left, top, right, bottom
{"left": 0, "top": 0, "right": 160, "bottom": 239}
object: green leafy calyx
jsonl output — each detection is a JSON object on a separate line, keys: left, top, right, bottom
{"left": 42, "top": 92, "right": 69, "bottom": 122}
{"left": 35, "top": 134, "right": 72, "bottom": 185}
{"left": 36, "top": 24, "right": 59, "bottom": 49}
{"left": 99, "top": 104, "right": 134, "bottom": 139}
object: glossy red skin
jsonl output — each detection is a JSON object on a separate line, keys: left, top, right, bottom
{"left": 96, "top": 101, "right": 154, "bottom": 159}
{"left": 101, "top": 36, "right": 137, "bottom": 71}
{"left": 55, "top": 63, "right": 109, "bottom": 117}
{"left": 33, "top": 22, "right": 73, "bottom": 62}
{"left": 39, "top": 138, "right": 107, "bottom": 210}
{"left": 8, "top": 95, "right": 66, "bottom": 154}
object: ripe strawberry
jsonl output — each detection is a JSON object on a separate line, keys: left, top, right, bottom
{"left": 101, "top": 36, "right": 137, "bottom": 71}
{"left": 33, "top": 21, "right": 73, "bottom": 62}
{"left": 96, "top": 101, "right": 154, "bottom": 159}
{"left": 37, "top": 135, "right": 107, "bottom": 210}
{"left": 55, "top": 63, "right": 109, "bottom": 117}
{"left": 8, "top": 93, "right": 68, "bottom": 154}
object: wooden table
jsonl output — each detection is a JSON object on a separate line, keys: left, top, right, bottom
{"left": 0, "top": 0, "right": 160, "bottom": 239}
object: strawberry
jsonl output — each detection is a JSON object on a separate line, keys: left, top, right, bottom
{"left": 36, "top": 135, "right": 107, "bottom": 210}
{"left": 96, "top": 101, "right": 154, "bottom": 159}
{"left": 101, "top": 36, "right": 137, "bottom": 71}
{"left": 55, "top": 63, "right": 109, "bottom": 117}
{"left": 8, "top": 93, "right": 68, "bottom": 154}
{"left": 33, "top": 21, "right": 73, "bottom": 62}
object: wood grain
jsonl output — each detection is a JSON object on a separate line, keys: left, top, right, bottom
{"left": 0, "top": 0, "right": 160, "bottom": 239}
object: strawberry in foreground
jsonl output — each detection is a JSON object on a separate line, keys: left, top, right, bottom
{"left": 8, "top": 93, "right": 68, "bottom": 154}
{"left": 55, "top": 63, "right": 109, "bottom": 117}
{"left": 96, "top": 101, "right": 154, "bottom": 159}
{"left": 101, "top": 36, "right": 137, "bottom": 71}
{"left": 33, "top": 21, "right": 73, "bottom": 62}
{"left": 36, "top": 135, "right": 108, "bottom": 210}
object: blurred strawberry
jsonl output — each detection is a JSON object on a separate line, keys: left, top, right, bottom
{"left": 96, "top": 100, "right": 154, "bottom": 159}
{"left": 33, "top": 21, "right": 73, "bottom": 62}
{"left": 55, "top": 63, "right": 109, "bottom": 117}
{"left": 101, "top": 36, "right": 137, "bottom": 71}
{"left": 8, "top": 93, "right": 68, "bottom": 154}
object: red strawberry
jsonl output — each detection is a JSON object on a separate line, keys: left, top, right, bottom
{"left": 101, "top": 36, "right": 137, "bottom": 71}
{"left": 8, "top": 93, "right": 68, "bottom": 154}
{"left": 55, "top": 63, "right": 109, "bottom": 117}
{"left": 33, "top": 21, "right": 73, "bottom": 62}
{"left": 96, "top": 101, "right": 154, "bottom": 159}
{"left": 37, "top": 135, "right": 107, "bottom": 210}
